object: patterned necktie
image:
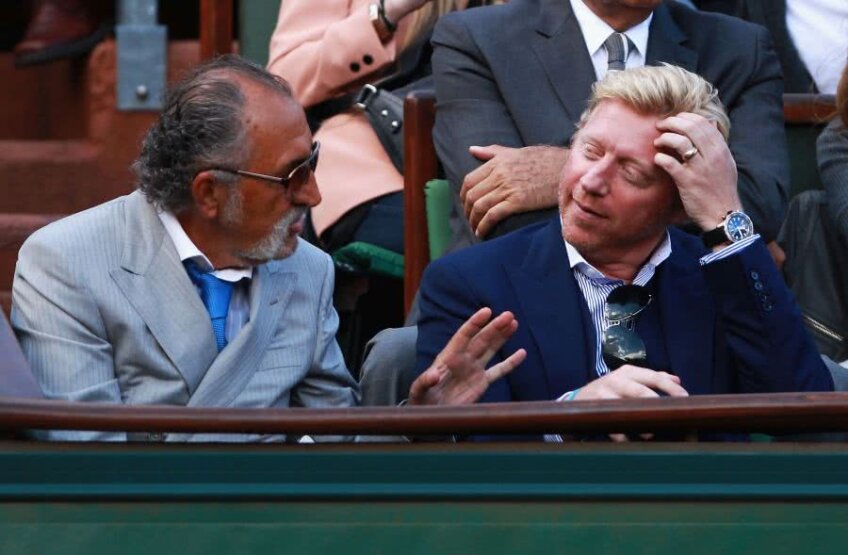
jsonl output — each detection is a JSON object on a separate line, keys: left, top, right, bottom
{"left": 603, "top": 32, "right": 627, "bottom": 72}
{"left": 184, "top": 260, "right": 235, "bottom": 352}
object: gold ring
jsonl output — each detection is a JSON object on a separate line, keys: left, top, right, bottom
{"left": 682, "top": 146, "right": 699, "bottom": 162}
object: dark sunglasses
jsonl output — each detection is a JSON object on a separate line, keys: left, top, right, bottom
{"left": 602, "top": 284, "right": 652, "bottom": 371}
{"left": 210, "top": 141, "right": 320, "bottom": 189}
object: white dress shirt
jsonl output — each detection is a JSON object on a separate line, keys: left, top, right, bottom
{"left": 569, "top": 0, "right": 652, "bottom": 80}
{"left": 786, "top": 0, "right": 848, "bottom": 95}
{"left": 158, "top": 210, "right": 252, "bottom": 342}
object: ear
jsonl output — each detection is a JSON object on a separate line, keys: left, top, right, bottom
{"left": 190, "top": 170, "right": 229, "bottom": 220}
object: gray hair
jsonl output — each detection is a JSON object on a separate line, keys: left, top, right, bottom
{"left": 133, "top": 54, "right": 294, "bottom": 212}
{"left": 578, "top": 64, "right": 731, "bottom": 140}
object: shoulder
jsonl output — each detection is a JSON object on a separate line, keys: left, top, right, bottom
{"left": 665, "top": 2, "right": 769, "bottom": 44}
{"left": 266, "top": 238, "right": 333, "bottom": 279}
{"left": 20, "top": 195, "right": 130, "bottom": 264}
{"left": 435, "top": 0, "right": 532, "bottom": 38}
{"left": 425, "top": 219, "right": 549, "bottom": 279}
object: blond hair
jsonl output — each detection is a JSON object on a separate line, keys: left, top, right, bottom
{"left": 578, "top": 64, "right": 731, "bottom": 140}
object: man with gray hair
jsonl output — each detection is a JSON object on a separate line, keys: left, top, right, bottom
{"left": 416, "top": 65, "right": 834, "bottom": 439}
{"left": 11, "top": 55, "right": 524, "bottom": 441}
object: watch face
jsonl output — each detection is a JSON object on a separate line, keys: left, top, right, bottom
{"left": 725, "top": 212, "right": 754, "bottom": 242}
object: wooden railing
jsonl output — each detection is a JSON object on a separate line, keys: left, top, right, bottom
{"left": 783, "top": 93, "right": 837, "bottom": 123}
{"left": 2, "top": 392, "right": 848, "bottom": 436}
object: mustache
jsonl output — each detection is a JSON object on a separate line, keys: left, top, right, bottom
{"left": 277, "top": 206, "right": 307, "bottom": 229}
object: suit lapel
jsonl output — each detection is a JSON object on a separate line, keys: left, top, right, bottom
{"left": 529, "top": 0, "right": 596, "bottom": 129}
{"left": 645, "top": 4, "right": 697, "bottom": 72}
{"left": 109, "top": 192, "right": 217, "bottom": 394}
{"left": 187, "top": 263, "right": 295, "bottom": 408}
{"left": 657, "top": 233, "right": 714, "bottom": 395}
{"left": 505, "top": 219, "right": 592, "bottom": 397}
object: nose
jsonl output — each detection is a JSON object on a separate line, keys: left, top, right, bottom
{"left": 291, "top": 171, "right": 322, "bottom": 207}
{"left": 578, "top": 157, "right": 613, "bottom": 196}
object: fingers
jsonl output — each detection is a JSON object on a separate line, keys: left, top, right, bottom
{"left": 465, "top": 310, "right": 518, "bottom": 361}
{"left": 617, "top": 365, "right": 689, "bottom": 398}
{"left": 462, "top": 145, "right": 508, "bottom": 205}
{"left": 407, "top": 364, "right": 446, "bottom": 405}
{"left": 467, "top": 187, "right": 503, "bottom": 232}
{"left": 461, "top": 161, "right": 494, "bottom": 206}
{"left": 443, "top": 307, "right": 494, "bottom": 354}
{"left": 469, "top": 145, "right": 501, "bottom": 161}
{"left": 484, "top": 348, "right": 526, "bottom": 383}
{"left": 656, "top": 113, "right": 721, "bottom": 152}
{"left": 474, "top": 199, "right": 512, "bottom": 238}
{"left": 576, "top": 365, "right": 689, "bottom": 401}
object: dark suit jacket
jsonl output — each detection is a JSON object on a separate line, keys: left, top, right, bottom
{"left": 716, "top": 0, "right": 817, "bottom": 93}
{"left": 432, "top": 0, "right": 789, "bottom": 244}
{"left": 416, "top": 218, "right": 833, "bottom": 409}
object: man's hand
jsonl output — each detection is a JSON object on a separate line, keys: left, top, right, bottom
{"left": 408, "top": 308, "right": 527, "bottom": 406}
{"left": 654, "top": 113, "right": 740, "bottom": 232}
{"left": 461, "top": 145, "right": 568, "bottom": 238}
{"left": 573, "top": 365, "right": 688, "bottom": 442}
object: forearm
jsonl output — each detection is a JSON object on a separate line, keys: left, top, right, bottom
{"left": 702, "top": 240, "right": 833, "bottom": 393}
{"left": 268, "top": 1, "right": 400, "bottom": 107}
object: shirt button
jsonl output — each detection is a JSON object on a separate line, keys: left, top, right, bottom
{"left": 754, "top": 281, "right": 764, "bottom": 291}
{"left": 750, "top": 271, "right": 759, "bottom": 280}
{"left": 349, "top": 62, "right": 361, "bottom": 72}
{"left": 363, "top": 54, "right": 374, "bottom": 65}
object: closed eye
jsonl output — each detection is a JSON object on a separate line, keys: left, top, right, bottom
{"left": 582, "top": 142, "right": 603, "bottom": 160}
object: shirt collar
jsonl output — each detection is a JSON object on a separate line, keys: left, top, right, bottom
{"left": 569, "top": 0, "right": 652, "bottom": 60}
{"left": 158, "top": 209, "right": 253, "bottom": 283}
{"left": 564, "top": 227, "right": 672, "bottom": 284}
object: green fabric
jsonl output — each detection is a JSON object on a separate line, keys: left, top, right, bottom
{"left": 331, "top": 241, "right": 404, "bottom": 279}
{"left": 425, "top": 179, "right": 453, "bottom": 260}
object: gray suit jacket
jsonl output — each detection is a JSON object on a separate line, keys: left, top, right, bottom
{"left": 432, "top": 0, "right": 788, "bottom": 245}
{"left": 11, "top": 191, "right": 359, "bottom": 442}
{"left": 734, "top": 0, "right": 816, "bottom": 94}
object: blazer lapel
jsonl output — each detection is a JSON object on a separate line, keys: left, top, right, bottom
{"left": 529, "top": 0, "right": 596, "bottom": 129}
{"left": 187, "top": 262, "right": 295, "bottom": 408}
{"left": 109, "top": 192, "right": 217, "bottom": 394}
{"left": 657, "top": 233, "right": 714, "bottom": 395}
{"left": 645, "top": 3, "right": 697, "bottom": 72}
{"left": 505, "top": 219, "right": 592, "bottom": 397}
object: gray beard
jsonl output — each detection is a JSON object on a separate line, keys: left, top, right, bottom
{"left": 222, "top": 189, "right": 306, "bottom": 263}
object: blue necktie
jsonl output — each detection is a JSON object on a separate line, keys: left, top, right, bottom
{"left": 184, "top": 260, "right": 235, "bottom": 352}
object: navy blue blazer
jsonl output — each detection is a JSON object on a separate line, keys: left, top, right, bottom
{"left": 416, "top": 218, "right": 834, "bottom": 404}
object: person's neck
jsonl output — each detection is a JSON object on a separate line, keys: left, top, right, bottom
{"left": 177, "top": 212, "right": 249, "bottom": 270}
{"left": 581, "top": 0, "right": 653, "bottom": 32}
{"left": 580, "top": 235, "right": 665, "bottom": 282}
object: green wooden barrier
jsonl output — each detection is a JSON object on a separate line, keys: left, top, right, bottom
{"left": 2, "top": 442, "right": 848, "bottom": 554}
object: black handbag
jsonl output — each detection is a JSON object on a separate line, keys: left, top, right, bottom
{"left": 353, "top": 84, "right": 405, "bottom": 173}
{"left": 779, "top": 189, "right": 848, "bottom": 361}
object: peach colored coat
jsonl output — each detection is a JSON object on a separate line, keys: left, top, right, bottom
{"left": 268, "top": 0, "right": 413, "bottom": 237}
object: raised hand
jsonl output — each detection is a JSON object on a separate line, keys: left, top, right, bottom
{"left": 408, "top": 308, "right": 527, "bottom": 406}
{"left": 654, "top": 112, "right": 740, "bottom": 233}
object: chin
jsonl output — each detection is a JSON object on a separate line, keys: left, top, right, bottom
{"left": 238, "top": 231, "right": 299, "bottom": 265}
